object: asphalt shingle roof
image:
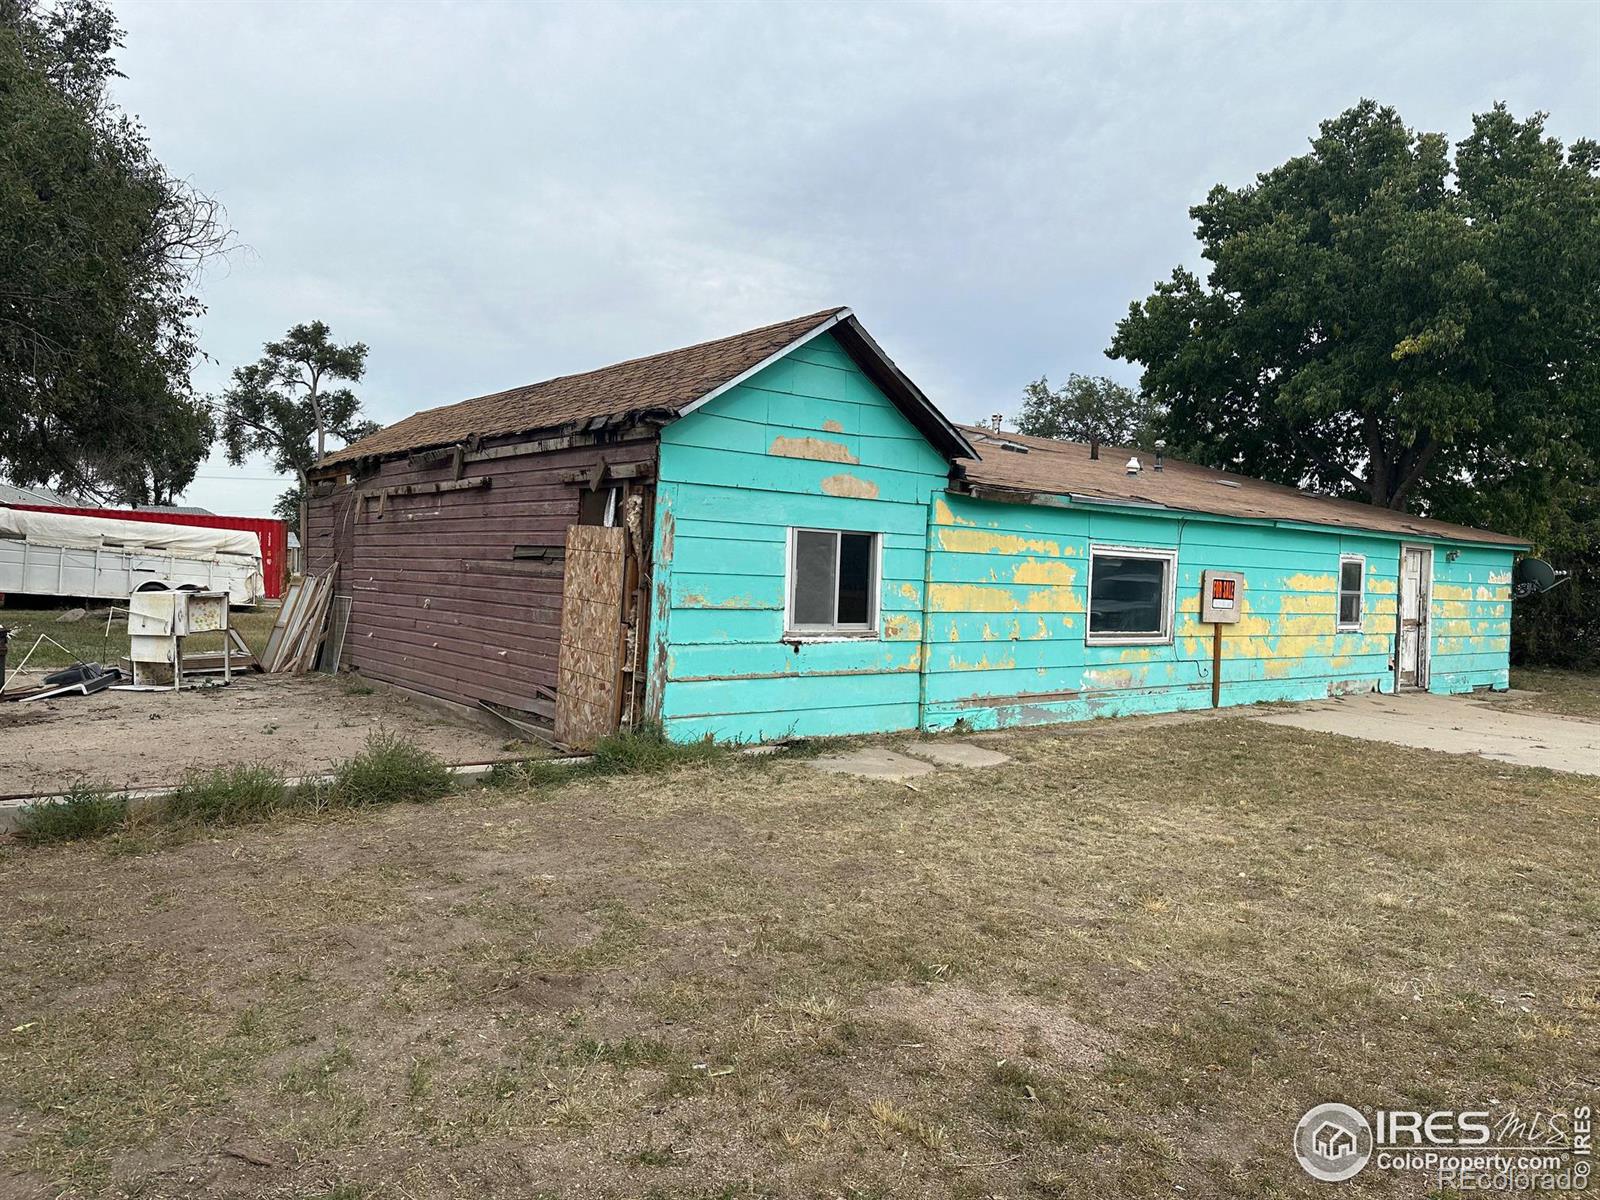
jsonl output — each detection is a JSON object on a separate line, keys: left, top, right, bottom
{"left": 955, "top": 426, "right": 1525, "bottom": 547}
{"left": 320, "top": 308, "right": 849, "bottom": 467}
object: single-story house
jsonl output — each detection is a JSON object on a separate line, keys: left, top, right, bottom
{"left": 307, "top": 307, "right": 1525, "bottom": 747}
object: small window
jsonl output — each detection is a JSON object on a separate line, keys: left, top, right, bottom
{"left": 1087, "top": 546, "right": 1176, "bottom": 644}
{"left": 788, "top": 529, "right": 879, "bottom": 635}
{"left": 578, "top": 486, "right": 619, "bottom": 527}
{"left": 1338, "top": 556, "right": 1364, "bottom": 629}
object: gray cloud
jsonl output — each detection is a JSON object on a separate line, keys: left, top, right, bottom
{"left": 109, "top": 0, "right": 1599, "bottom": 515}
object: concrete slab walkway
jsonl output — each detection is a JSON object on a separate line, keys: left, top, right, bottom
{"left": 900, "top": 741, "right": 1011, "bottom": 769}
{"left": 806, "top": 741, "right": 1014, "bottom": 780}
{"left": 1250, "top": 691, "right": 1600, "bottom": 777}
{"left": 806, "top": 749, "right": 938, "bottom": 781}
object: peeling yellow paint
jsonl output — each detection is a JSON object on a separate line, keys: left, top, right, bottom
{"left": 768, "top": 435, "right": 857, "bottom": 464}
{"left": 933, "top": 497, "right": 975, "bottom": 527}
{"left": 1370, "top": 578, "right": 1397, "bottom": 595}
{"left": 937, "top": 526, "right": 1064, "bottom": 556}
{"left": 1279, "top": 594, "right": 1330, "bottom": 616}
{"left": 819, "top": 473, "right": 879, "bottom": 499}
{"left": 884, "top": 614, "right": 922, "bottom": 640}
{"left": 1033, "top": 617, "right": 1051, "bottom": 640}
{"left": 821, "top": 418, "right": 845, "bottom": 433}
{"left": 1117, "top": 647, "right": 1156, "bottom": 663}
{"left": 928, "top": 582, "right": 1084, "bottom": 614}
{"left": 1286, "top": 572, "right": 1337, "bottom": 592}
{"left": 1012, "top": 558, "right": 1077, "bottom": 585}
{"left": 680, "top": 591, "right": 757, "bottom": 610}
{"left": 1083, "top": 667, "right": 1140, "bottom": 690}
{"left": 1488, "top": 571, "right": 1512, "bottom": 585}
{"left": 898, "top": 583, "right": 919, "bottom": 603}
{"left": 948, "top": 621, "right": 960, "bottom": 642}
{"left": 948, "top": 652, "right": 1017, "bottom": 671}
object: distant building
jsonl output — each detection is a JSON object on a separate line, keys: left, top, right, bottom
{"left": 135, "top": 504, "right": 216, "bottom": 516}
{"left": 0, "top": 483, "right": 83, "bottom": 507}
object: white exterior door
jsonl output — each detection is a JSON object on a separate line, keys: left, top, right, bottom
{"left": 1397, "top": 546, "right": 1431, "bottom": 690}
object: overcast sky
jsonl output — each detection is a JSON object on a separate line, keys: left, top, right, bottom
{"left": 111, "top": 0, "right": 1599, "bottom": 518}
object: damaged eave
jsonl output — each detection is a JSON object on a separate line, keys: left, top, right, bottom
{"left": 313, "top": 409, "right": 671, "bottom": 478}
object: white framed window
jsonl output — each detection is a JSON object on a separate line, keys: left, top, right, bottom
{"left": 786, "top": 528, "right": 880, "bottom": 638}
{"left": 1086, "top": 545, "right": 1177, "bottom": 645}
{"left": 1338, "top": 555, "right": 1365, "bottom": 630}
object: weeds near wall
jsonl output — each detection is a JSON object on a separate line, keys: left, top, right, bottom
{"left": 321, "top": 731, "right": 455, "bottom": 808}
{"left": 10, "top": 732, "right": 457, "bottom": 846}
{"left": 14, "top": 780, "right": 128, "bottom": 844}
{"left": 485, "top": 723, "right": 729, "bottom": 791}
{"left": 589, "top": 723, "right": 727, "bottom": 774}
{"left": 166, "top": 763, "right": 288, "bottom": 827}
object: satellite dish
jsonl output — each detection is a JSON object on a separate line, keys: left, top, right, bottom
{"left": 1513, "top": 557, "right": 1569, "bottom": 598}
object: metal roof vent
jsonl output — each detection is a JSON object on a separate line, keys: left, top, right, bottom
{"left": 1126, "top": 456, "right": 1141, "bottom": 475}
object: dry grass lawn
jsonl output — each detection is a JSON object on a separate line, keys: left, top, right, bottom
{"left": 1503, "top": 666, "right": 1600, "bottom": 721}
{"left": 2, "top": 714, "right": 1597, "bottom": 1199}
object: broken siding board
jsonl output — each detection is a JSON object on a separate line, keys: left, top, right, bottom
{"left": 665, "top": 703, "right": 922, "bottom": 745}
{"left": 666, "top": 639, "right": 924, "bottom": 680}
{"left": 661, "top": 444, "right": 929, "bottom": 505}
{"left": 661, "top": 483, "right": 931, "bottom": 535}
{"left": 554, "top": 524, "right": 628, "bottom": 749}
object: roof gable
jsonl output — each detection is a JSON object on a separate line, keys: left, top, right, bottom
{"left": 319, "top": 308, "right": 974, "bottom": 468}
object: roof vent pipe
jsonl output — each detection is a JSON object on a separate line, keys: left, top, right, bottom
{"left": 1154, "top": 440, "right": 1166, "bottom": 472}
{"left": 1089, "top": 437, "right": 1099, "bottom": 461}
{"left": 990, "top": 413, "right": 1003, "bottom": 433}
{"left": 1126, "top": 456, "right": 1141, "bottom": 475}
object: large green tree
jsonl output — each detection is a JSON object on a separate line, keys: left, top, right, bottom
{"left": 217, "top": 321, "right": 377, "bottom": 532}
{"left": 0, "top": 0, "right": 229, "bottom": 504}
{"left": 1110, "top": 101, "right": 1600, "bottom": 517}
{"left": 1017, "top": 373, "right": 1164, "bottom": 448}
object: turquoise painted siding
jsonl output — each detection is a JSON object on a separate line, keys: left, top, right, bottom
{"left": 921, "top": 492, "right": 1417, "bottom": 729}
{"left": 1428, "top": 545, "right": 1514, "bottom": 693}
{"left": 648, "top": 332, "right": 949, "bottom": 743}
{"left": 646, "top": 336, "right": 1517, "bottom": 741}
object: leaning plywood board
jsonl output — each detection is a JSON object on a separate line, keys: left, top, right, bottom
{"left": 554, "top": 524, "right": 628, "bottom": 750}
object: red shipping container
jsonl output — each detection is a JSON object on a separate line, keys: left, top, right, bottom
{"left": 9, "top": 505, "right": 290, "bottom": 599}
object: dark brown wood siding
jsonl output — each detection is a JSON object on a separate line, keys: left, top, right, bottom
{"left": 305, "top": 432, "right": 656, "bottom": 714}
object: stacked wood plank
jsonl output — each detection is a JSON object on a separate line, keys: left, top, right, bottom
{"left": 261, "top": 568, "right": 339, "bottom": 673}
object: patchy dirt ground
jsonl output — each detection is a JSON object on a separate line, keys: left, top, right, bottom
{"left": 1, "top": 714, "right": 1596, "bottom": 1199}
{"left": 0, "top": 673, "right": 521, "bottom": 796}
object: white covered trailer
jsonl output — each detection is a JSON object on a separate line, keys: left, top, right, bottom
{"left": 0, "top": 507, "right": 264, "bottom": 606}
